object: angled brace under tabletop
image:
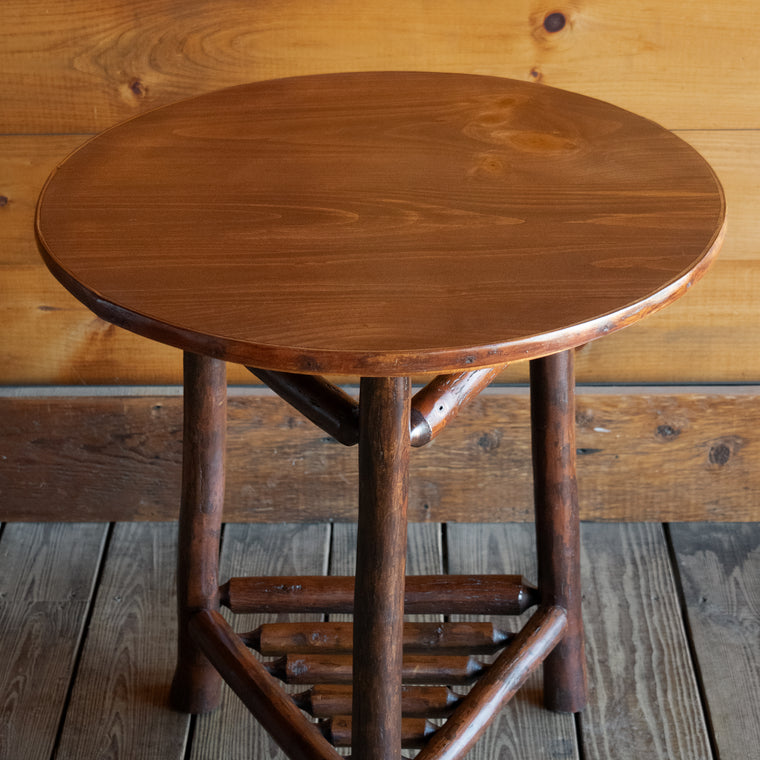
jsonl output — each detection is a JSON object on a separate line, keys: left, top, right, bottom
{"left": 248, "top": 362, "right": 508, "bottom": 448}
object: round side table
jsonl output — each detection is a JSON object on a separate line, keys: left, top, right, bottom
{"left": 36, "top": 72, "right": 725, "bottom": 760}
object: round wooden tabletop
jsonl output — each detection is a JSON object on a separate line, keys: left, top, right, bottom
{"left": 36, "top": 72, "right": 725, "bottom": 376}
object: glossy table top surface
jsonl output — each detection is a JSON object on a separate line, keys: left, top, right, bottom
{"left": 36, "top": 72, "right": 725, "bottom": 375}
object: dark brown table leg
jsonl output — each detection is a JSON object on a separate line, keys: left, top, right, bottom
{"left": 530, "top": 350, "right": 588, "bottom": 713}
{"left": 352, "top": 376, "right": 411, "bottom": 760}
{"left": 170, "top": 352, "right": 227, "bottom": 713}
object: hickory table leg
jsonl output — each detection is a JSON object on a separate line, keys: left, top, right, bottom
{"left": 352, "top": 376, "right": 411, "bottom": 760}
{"left": 530, "top": 349, "right": 588, "bottom": 713}
{"left": 170, "top": 352, "right": 227, "bottom": 713}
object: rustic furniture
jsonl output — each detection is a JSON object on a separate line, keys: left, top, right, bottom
{"left": 36, "top": 71, "right": 726, "bottom": 760}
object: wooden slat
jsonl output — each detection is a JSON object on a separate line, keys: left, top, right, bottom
{"left": 2, "top": 0, "right": 759, "bottom": 133}
{"left": 2, "top": 388, "right": 759, "bottom": 523}
{"left": 579, "top": 523, "right": 711, "bottom": 759}
{"left": 8, "top": 255, "right": 760, "bottom": 386}
{"left": 329, "top": 523, "right": 442, "bottom": 595}
{"left": 445, "top": 523, "right": 579, "bottom": 760}
{"left": 266, "top": 653, "right": 487, "bottom": 686}
{"left": 0, "top": 135, "right": 92, "bottom": 267}
{"left": 669, "top": 522, "right": 760, "bottom": 758}
{"left": 1, "top": 520, "right": 757, "bottom": 755}
{"left": 0, "top": 393, "right": 184, "bottom": 521}
{"left": 410, "top": 366, "right": 507, "bottom": 447}
{"left": 293, "top": 684, "right": 463, "bottom": 719}
{"left": 222, "top": 574, "right": 536, "bottom": 616}
{"left": 248, "top": 369, "right": 359, "bottom": 446}
{"left": 570, "top": 260, "right": 760, "bottom": 384}
{"left": 677, "top": 131, "right": 760, "bottom": 263}
{"left": 246, "top": 621, "right": 511, "bottom": 655}
{"left": 55, "top": 522, "right": 190, "bottom": 758}
{"left": 320, "top": 715, "right": 437, "bottom": 749}
{"left": 189, "top": 523, "right": 330, "bottom": 760}
{"left": 0, "top": 523, "right": 107, "bottom": 760}
{"left": 26, "top": 131, "right": 750, "bottom": 276}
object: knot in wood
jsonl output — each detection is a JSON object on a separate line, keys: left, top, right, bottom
{"left": 544, "top": 12, "right": 567, "bottom": 33}
{"left": 656, "top": 424, "right": 680, "bottom": 440}
{"left": 129, "top": 79, "right": 147, "bottom": 97}
{"left": 708, "top": 443, "right": 731, "bottom": 466}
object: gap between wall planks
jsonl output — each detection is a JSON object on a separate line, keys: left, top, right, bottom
{"left": 1, "top": 386, "right": 758, "bottom": 523}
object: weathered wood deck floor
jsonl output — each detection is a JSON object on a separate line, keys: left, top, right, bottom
{"left": 1, "top": 521, "right": 758, "bottom": 760}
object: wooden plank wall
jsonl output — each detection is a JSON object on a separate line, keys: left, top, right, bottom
{"left": 1, "top": 1, "right": 758, "bottom": 521}
{"left": 1, "top": 386, "right": 758, "bottom": 522}
{"left": 2, "top": 0, "right": 759, "bottom": 386}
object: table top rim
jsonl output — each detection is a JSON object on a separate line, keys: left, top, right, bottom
{"left": 35, "top": 71, "right": 727, "bottom": 376}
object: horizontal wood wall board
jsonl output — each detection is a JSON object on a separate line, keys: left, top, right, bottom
{"left": 1, "top": 4, "right": 758, "bottom": 388}
{"left": 570, "top": 258, "right": 760, "bottom": 384}
{"left": 0, "top": 135, "right": 89, "bottom": 268}
{"left": 679, "top": 131, "right": 760, "bottom": 263}
{"left": 1, "top": 387, "right": 758, "bottom": 523}
{"left": 2, "top": 1, "right": 759, "bottom": 133}
{"left": 3, "top": 129, "right": 756, "bottom": 269}
{"left": 2, "top": 131, "right": 758, "bottom": 385}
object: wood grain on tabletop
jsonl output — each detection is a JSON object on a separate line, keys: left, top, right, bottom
{"left": 2, "top": 130, "right": 754, "bottom": 384}
{"left": 36, "top": 72, "right": 725, "bottom": 376}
